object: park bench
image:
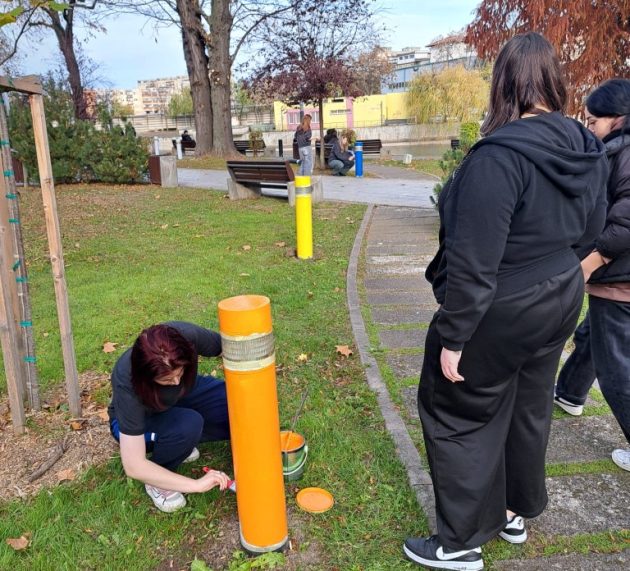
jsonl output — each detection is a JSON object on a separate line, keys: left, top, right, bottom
{"left": 226, "top": 159, "right": 322, "bottom": 206}
{"left": 172, "top": 138, "right": 196, "bottom": 154}
{"left": 357, "top": 139, "right": 383, "bottom": 156}
{"left": 234, "top": 139, "right": 266, "bottom": 155}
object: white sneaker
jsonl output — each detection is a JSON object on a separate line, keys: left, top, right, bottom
{"left": 554, "top": 395, "right": 584, "bottom": 416}
{"left": 144, "top": 484, "right": 186, "bottom": 513}
{"left": 499, "top": 515, "right": 527, "bottom": 544}
{"left": 611, "top": 449, "right": 630, "bottom": 472}
{"left": 183, "top": 447, "right": 200, "bottom": 463}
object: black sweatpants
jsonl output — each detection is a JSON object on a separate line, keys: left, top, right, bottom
{"left": 418, "top": 266, "right": 583, "bottom": 550}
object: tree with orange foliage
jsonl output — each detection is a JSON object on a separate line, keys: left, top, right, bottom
{"left": 466, "top": 0, "right": 630, "bottom": 113}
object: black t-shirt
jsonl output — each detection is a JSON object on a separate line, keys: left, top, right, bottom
{"left": 107, "top": 321, "right": 222, "bottom": 436}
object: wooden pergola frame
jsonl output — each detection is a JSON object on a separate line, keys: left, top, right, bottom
{"left": 0, "top": 75, "right": 80, "bottom": 434}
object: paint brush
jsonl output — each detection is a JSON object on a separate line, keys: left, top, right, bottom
{"left": 283, "top": 388, "right": 309, "bottom": 451}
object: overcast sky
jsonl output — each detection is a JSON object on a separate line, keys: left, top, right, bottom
{"left": 19, "top": 0, "right": 480, "bottom": 89}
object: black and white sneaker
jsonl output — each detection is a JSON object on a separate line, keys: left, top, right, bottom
{"left": 403, "top": 536, "right": 483, "bottom": 570}
{"left": 554, "top": 395, "right": 583, "bottom": 416}
{"left": 498, "top": 515, "right": 527, "bottom": 544}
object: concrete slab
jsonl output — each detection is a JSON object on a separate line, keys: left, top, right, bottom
{"left": 532, "top": 473, "right": 630, "bottom": 535}
{"left": 379, "top": 328, "right": 427, "bottom": 350}
{"left": 367, "top": 291, "right": 437, "bottom": 307}
{"left": 372, "top": 307, "right": 436, "bottom": 325}
{"left": 388, "top": 355, "right": 424, "bottom": 381}
{"left": 401, "top": 386, "right": 420, "bottom": 421}
{"left": 493, "top": 550, "right": 630, "bottom": 571}
{"left": 547, "top": 414, "right": 626, "bottom": 464}
{"left": 364, "top": 277, "right": 429, "bottom": 291}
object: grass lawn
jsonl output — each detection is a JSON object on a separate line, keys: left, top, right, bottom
{"left": 0, "top": 184, "right": 426, "bottom": 570}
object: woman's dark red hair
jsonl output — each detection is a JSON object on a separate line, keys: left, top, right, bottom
{"left": 130, "top": 324, "right": 197, "bottom": 411}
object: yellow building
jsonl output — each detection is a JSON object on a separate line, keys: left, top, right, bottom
{"left": 273, "top": 92, "right": 410, "bottom": 132}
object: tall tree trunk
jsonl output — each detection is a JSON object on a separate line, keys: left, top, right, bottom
{"left": 45, "top": 9, "right": 86, "bottom": 120}
{"left": 318, "top": 98, "right": 325, "bottom": 169}
{"left": 209, "top": 0, "right": 236, "bottom": 155}
{"left": 176, "top": 0, "right": 213, "bottom": 156}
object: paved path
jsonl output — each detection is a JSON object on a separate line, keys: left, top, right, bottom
{"left": 178, "top": 167, "right": 436, "bottom": 208}
{"left": 348, "top": 203, "right": 630, "bottom": 569}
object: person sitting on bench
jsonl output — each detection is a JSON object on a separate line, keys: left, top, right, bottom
{"left": 181, "top": 130, "right": 194, "bottom": 143}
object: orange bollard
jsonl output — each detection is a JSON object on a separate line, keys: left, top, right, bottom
{"left": 217, "top": 295, "right": 288, "bottom": 553}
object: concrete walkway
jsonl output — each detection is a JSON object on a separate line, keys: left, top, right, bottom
{"left": 178, "top": 166, "right": 436, "bottom": 208}
{"left": 349, "top": 203, "right": 630, "bottom": 569}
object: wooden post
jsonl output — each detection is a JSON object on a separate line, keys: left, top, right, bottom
{"left": 0, "top": 213, "right": 25, "bottom": 433}
{"left": 0, "top": 103, "right": 40, "bottom": 409}
{"left": 29, "top": 94, "right": 81, "bottom": 418}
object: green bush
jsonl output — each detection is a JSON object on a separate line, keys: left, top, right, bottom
{"left": 432, "top": 122, "right": 481, "bottom": 205}
{"left": 8, "top": 77, "right": 148, "bottom": 184}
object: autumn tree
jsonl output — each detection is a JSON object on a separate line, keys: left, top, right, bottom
{"left": 246, "top": 0, "right": 383, "bottom": 168}
{"left": 352, "top": 45, "right": 395, "bottom": 95}
{"left": 406, "top": 64, "right": 489, "bottom": 123}
{"left": 168, "top": 87, "right": 193, "bottom": 117}
{"left": 466, "top": 0, "right": 630, "bottom": 113}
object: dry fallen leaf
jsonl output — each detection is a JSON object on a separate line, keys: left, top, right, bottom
{"left": 336, "top": 345, "right": 353, "bottom": 357}
{"left": 297, "top": 353, "right": 309, "bottom": 363}
{"left": 70, "top": 420, "right": 85, "bottom": 431}
{"left": 6, "top": 535, "right": 30, "bottom": 551}
{"left": 103, "top": 342, "right": 118, "bottom": 353}
{"left": 239, "top": 273, "right": 250, "bottom": 277}
{"left": 57, "top": 468, "right": 77, "bottom": 482}
{"left": 97, "top": 410, "right": 110, "bottom": 422}
{"left": 275, "top": 241, "right": 286, "bottom": 247}
{"left": 242, "top": 244, "right": 251, "bottom": 251}
{"left": 160, "top": 224, "right": 169, "bottom": 230}
{"left": 210, "top": 370, "right": 217, "bottom": 376}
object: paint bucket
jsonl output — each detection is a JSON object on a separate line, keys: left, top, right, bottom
{"left": 280, "top": 430, "right": 308, "bottom": 481}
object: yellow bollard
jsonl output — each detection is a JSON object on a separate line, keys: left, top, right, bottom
{"left": 294, "top": 175, "right": 313, "bottom": 260}
{"left": 217, "top": 295, "right": 288, "bottom": 553}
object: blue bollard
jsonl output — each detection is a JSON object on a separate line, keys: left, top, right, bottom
{"left": 354, "top": 141, "right": 363, "bottom": 178}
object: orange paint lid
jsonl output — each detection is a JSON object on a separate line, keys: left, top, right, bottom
{"left": 296, "top": 487, "right": 334, "bottom": 513}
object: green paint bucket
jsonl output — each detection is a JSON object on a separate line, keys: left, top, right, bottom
{"left": 280, "top": 430, "right": 308, "bottom": 481}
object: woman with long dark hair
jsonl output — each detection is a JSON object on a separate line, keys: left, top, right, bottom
{"left": 403, "top": 33, "right": 608, "bottom": 570}
{"left": 555, "top": 79, "right": 630, "bottom": 471}
{"left": 295, "top": 114, "right": 313, "bottom": 175}
{"left": 108, "top": 322, "right": 231, "bottom": 513}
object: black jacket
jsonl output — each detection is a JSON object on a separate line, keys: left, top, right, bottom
{"left": 588, "top": 130, "right": 630, "bottom": 284}
{"left": 295, "top": 127, "right": 311, "bottom": 148}
{"left": 329, "top": 136, "right": 353, "bottom": 165}
{"left": 427, "top": 112, "right": 608, "bottom": 350}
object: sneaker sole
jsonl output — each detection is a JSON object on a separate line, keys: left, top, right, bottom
{"left": 403, "top": 544, "right": 484, "bottom": 570}
{"left": 498, "top": 530, "right": 527, "bottom": 544}
{"left": 554, "top": 399, "right": 583, "bottom": 416}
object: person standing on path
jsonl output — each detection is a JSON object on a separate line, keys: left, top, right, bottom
{"left": 295, "top": 114, "right": 313, "bottom": 176}
{"left": 108, "top": 321, "right": 232, "bottom": 513}
{"left": 403, "top": 33, "right": 608, "bottom": 571}
{"left": 554, "top": 78, "right": 630, "bottom": 472}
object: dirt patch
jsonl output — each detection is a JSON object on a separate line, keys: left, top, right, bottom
{"left": 0, "top": 372, "right": 117, "bottom": 502}
{"left": 155, "top": 508, "right": 324, "bottom": 571}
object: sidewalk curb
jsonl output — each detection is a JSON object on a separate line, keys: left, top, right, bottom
{"left": 346, "top": 204, "right": 437, "bottom": 533}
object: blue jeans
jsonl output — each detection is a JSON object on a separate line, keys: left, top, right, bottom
{"left": 329, "top": 158, "right": 354, "bottom": 175}
{"left": 110, "top": 375, "right": 230, "bottom": 470}
{"left": 556, "top": 296, "right": 630, "bottom": 442}
{"left": 298, "top": 146, "right": 312, "bottom": 175}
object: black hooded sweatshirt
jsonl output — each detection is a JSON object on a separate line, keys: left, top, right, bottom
{"left": 426, "top": 112, "right": 608, "bottom": 351}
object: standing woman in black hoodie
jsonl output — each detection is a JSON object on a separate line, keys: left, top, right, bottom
{"left": 554, "top": 79, "right": 630, "bottom": 472}
{"left": 403, "top": 33, "right": 608, "bottom": 571}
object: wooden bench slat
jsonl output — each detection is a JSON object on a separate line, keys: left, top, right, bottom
{"left": 227, "top": 160, "right": 294, "bottom": 187}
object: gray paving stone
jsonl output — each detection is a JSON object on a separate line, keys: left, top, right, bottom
{"left": 388, "top": 355, "right": 424, "bottom": 381}
{"left": 367, "top": 291, "right": 436, "bottom": 306}
{"left": 372, "top": 307, "right": 436, "bottom": 325}
{"left": 493, "top": 550, "right": 630, "bottom": 571}
{"left": 547, "top": 414, "right": 626, "bottom": 464}
{"left": 401, "top": 386, "right": 420, "bottom": 421}
{"left": 532, "top": 472, "right": 630, "bottom": 535}
{"left": 365, "top": 265, "right": 427, "bottom": 276}
{"left": 364, "top": 277, "right": 428, "bottom": 291}
{"left": 379, "top": 328, "right": 427, "bottom": 349}
{"left": 366, "top": 244, "right": 436, "bottom": 257}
